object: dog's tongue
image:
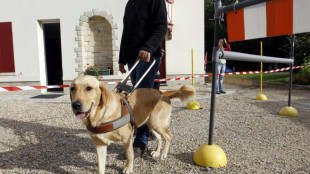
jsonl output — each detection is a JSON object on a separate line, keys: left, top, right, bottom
{"left": 76, "top": 113, "right": 86, "bottom": 119}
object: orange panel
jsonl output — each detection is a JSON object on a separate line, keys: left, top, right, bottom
{"left": 266, "top": 0, "right": 293, "bottom": 37}
{"left": 227, "top": 9, "right": 245, "bottom": 42}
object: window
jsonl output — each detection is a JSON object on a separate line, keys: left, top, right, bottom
{"left": 0, "top": 22, "right": 15, "bottom": 73}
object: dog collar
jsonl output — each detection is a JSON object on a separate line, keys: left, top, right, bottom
{"left": 86, "top": 99, "right": 133, "bottom": 134}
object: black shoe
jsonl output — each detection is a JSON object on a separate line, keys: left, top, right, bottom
{"left": 216, "top": 91, "right": 221, "bottom": 94}
{"left": 133, "top": 146, "right": 147, "bottom": 158}
{"left": 220, "top": 90, "right": 226, "bottom": 94}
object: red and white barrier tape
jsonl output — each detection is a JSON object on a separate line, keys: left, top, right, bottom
{"left": 0, "top": 65, "right": 308, "bottom": 92}
{"left": 0, "top": 85, "right": 70, "bottom": 92}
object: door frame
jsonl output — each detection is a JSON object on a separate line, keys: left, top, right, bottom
{"left": 37, "top": 19, "right": 61, "bottom": 93}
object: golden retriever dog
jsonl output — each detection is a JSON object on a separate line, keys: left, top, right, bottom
{"left": 70, "top": 75, "right": 195, "bottom": 174}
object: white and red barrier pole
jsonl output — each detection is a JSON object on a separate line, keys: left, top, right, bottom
{"left": 0, "top": 65, "right": 308, "bottom": 92}
{"left": 256, "top": 41, "right": 267, "bottom": 101}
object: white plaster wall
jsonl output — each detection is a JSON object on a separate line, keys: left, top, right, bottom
{"left": 165, "top": 0, "right": 205, "bottom": 75}
{"left": 0, "top": 0, "right": 126, "bottom": 83}
{"left": 0, "top": 0, "right": 204, "bottom": 85}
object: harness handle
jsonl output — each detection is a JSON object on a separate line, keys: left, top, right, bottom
{"left": 114, "top": 58, "right": 156, "bottom": 97}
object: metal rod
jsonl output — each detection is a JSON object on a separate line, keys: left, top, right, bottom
{"left": 134, "top": 59, "right": 156, "bottom": 89}
{"left": 288, "top": 34, "right": 295, "bottom": 106}
{"left": 120, "top": 59, "right": 140, "bottom": 83}
{"left": 209, "top": 0, "right": 281, "bottom": 146}
{"left": 221, "top": 51, "right": 294, "bottom": 64}
{"left": 260, "top": 41, "right": 263, "bottom": 95}
{"left": 191, "top": 48, "right": 195, "bottom": 101}
{"left": 191, "top": 48, "right": 194, "bottom": 87}
{"left": 216, "top": 0, "right": 271, "bottom": 18}
{"left": 208, "top": 0, "right": 221, "bottom": 146}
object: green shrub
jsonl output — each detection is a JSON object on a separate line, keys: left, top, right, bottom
{"left": 86, "top": 64, "right": 100, "bottom": 79}
{"left": 293, "top": 65, "right": 310, "bottom": 85}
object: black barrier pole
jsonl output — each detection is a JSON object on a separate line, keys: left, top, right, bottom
{"left": 209, "top": 0, "right": 277, "bottom": 146}
{"left": 208, "top": 0, "right": 222, "bottom": 146}
{"left": 208, "top": 0, "right": 274, "bottom": 146}
{"left": 288, "top": 34, "right": 295, "bottom": 106}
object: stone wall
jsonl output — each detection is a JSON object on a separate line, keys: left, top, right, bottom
{"left": 74, "top": 9, "right": 119, "bottom": 75}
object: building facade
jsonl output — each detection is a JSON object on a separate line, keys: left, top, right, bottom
{"left": 0, "top": 0, "right": 204, "bottom": 89}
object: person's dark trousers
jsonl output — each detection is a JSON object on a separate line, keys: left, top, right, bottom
{"left": 153, "top": 73, "right": 160, "bottom": 90}
{"left": 127, "top": 57, "right": 161, "bottom": 148}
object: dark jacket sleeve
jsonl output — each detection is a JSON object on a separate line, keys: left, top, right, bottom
{"left": 119, "top": 37, "right": 126, "bottom": 64}
{"left": 140, "top": 0, "right": 167, "bottom": 54}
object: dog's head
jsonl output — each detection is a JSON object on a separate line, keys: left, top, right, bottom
{"left": 70, "top": 75, "right": 105, "bottom": 120}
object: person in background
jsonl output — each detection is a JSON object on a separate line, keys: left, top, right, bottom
{"left": 204, "top": 52, "right": 208, "bottom": 73}
{"left": 216, "top": 38, "right": 231, "bottom": 94}
{"left": 118, "top": 0, "right": 167, "bottom": 157}
{"left": 153, "top": 49, "right": 165, "bottom": 90}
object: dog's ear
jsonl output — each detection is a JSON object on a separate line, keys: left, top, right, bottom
{"left": 99, "top": 82, "right": 108, "bottom": 107}
{"left": 69, "top": 91, "right": 72, "bottom": 101}
{"left": 99, "top": 82, "right": 106, "bottom": 94}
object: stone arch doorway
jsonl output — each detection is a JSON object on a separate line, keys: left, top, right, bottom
{"left": 75, "top": 9, "right": 119, "bottom": 75}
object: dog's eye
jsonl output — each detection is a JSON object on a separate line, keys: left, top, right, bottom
{"left": 86, "top": 86, "right": 92, "bottom": 91}
{"left": 70, "top": 87, "right": 75, "bottom": 91}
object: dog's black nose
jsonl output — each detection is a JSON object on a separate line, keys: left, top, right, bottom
{"left": 72, "top": 101, "right": 82, "bottom": 110}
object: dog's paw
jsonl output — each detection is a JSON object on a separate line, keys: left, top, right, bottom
{"left": 151, "top": 150, "right": 160, "bottom": 158}
{"left": 123, "top": 166, "right": 133, "bottom": 174}
{"left": 160, "top": 154, "right": 167, "bottom": 160}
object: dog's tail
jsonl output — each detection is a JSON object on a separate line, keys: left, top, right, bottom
{"left": 161, "top": 85, "right": 196, "bottom": 101}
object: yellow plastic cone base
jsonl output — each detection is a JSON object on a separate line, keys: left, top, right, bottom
{"left": 186, "top": 100, "right": 200, "bottom": 110}
{"left": 193, "top": 144, "right": 227, "bottom": 168}
{"left": 279, "top": 106, "right": 298, "bottom": 117}
{"left": 256, "top": 94, "right": 267, "bottom": 101}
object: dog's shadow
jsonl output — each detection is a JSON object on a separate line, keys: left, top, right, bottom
{"left": 0, "top": 118, "right": 209, "bottom": 173}
{"left": 0, "top": 118, "right": 123, "bottom": 173}
{"left": 112, "top": 144, "right": 158, "bottom": 164}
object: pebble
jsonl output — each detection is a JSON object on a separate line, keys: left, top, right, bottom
{"left": 0, "top": 84, "right": 309, "bottom": 173}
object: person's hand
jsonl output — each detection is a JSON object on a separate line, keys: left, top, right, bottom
{"left": 138, "top": 50, "right": 151, "bottom": 62}
{"left": 119, "top": 63, "right": 126, "bottom": 74}
{"left": 224, "top": 38, "right": 227, "bottom": 43}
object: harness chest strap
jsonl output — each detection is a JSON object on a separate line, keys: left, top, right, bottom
{"left": 86, "top": 99, "right": 133, "bottom": 134}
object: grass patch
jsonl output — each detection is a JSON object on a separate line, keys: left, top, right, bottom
{"left": 234, "top": 72, "right": 290, "bottom": 83}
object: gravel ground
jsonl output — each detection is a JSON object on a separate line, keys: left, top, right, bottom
{"left": 0, "top": 83, "right": 309, "bottom": 174}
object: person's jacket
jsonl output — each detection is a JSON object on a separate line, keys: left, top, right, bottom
{"left": 223, "top": 42, "right": 231, "bottom": 51}
{"left": 119, "top": 0, "right": 167, "bottom": 64}
{"left": 219, "top": 42, "right": 231, "bottom": 64}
